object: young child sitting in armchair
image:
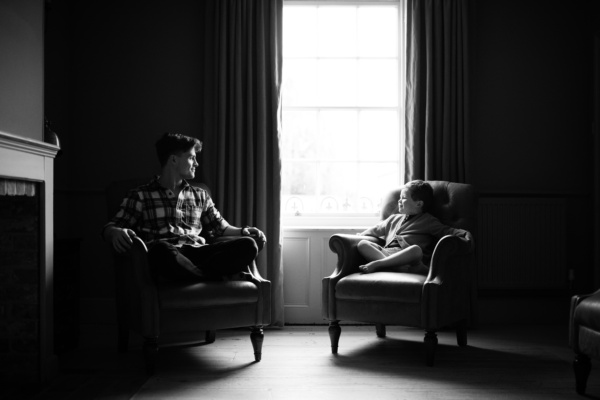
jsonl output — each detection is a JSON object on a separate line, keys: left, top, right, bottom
{"left": 357, "top": 180, "right": 473, "bottom": 275}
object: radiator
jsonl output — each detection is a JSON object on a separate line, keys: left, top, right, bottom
{"left": 476, "top": 197, "right": 567, "bottom": 290}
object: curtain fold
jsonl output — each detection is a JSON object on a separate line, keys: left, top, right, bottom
{"left": 200, "top": 0, "right": 284, "bottom": 326}
{"left": 405, "top": 0, "right": 470, "bottom": 183}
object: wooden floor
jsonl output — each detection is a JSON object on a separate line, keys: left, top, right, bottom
{"left": 7, "top": 323, "right": 600, "bottom": 399}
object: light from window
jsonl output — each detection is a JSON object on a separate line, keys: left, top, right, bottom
{"left": 282, "top": 2, "right": 402, "bottom": 219}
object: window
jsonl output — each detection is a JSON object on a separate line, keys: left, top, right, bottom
{"left": 281, "top": 1, "right": 404, "bottom": 225}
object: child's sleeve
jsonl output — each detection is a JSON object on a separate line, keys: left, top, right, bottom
{"left": 359, "top": 216, "right": 391, "bottom": 238}
{"left": 429, "top": 216, "right": 472, "bottom": 243}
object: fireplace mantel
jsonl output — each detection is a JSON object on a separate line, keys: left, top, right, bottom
{"left": 0, "top": 130, "right": 60, "bottom": 382}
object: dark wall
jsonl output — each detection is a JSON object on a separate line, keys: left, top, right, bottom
{"left": 469, "top": 0, "right": 597, "bottom": 295}
{"left": 48, "top": 0, "right": 205, "bottom": 192}
{"left": 0, "top": 0, "right": 43, "bottom": 141}
{"left": 470, "top": 0, "right": 594, "bottom": 195}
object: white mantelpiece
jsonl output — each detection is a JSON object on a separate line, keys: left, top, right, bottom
{"left": 0, "top": 130, "right": 60, "bottom": 382}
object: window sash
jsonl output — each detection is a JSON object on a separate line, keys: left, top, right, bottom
{"left": 282, "top": 0, "right": 405, "bottom": 221}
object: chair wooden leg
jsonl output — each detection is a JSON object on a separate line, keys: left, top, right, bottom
{"left": 250, "top": 326, "right": 264, "bottom": 362}
{"left": 329, "top": 321, "right": 341, "bottom": 354}
{"left": 456, "top": 319, "right": 468, "bottom": 347}
{"left": 117, "top": 324, "right": 129, "bottom": 353}
{"left": 143, "top": 337, "right": 158, "bottom": 375}
{"left": 424, "top": 331, "right": 438, "bottom": 367}
{"left": 574, "top": 353, "right": 591, "bottom": 395}
{"left": 205, "top": 330, "right": 216, "bottom": 344}
{"left": 376, "top": 323, "right": 386, "bottom": 338}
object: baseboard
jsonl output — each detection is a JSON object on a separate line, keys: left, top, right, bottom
{"left": 476, "top": 296, "right": 570, "bottom": 325}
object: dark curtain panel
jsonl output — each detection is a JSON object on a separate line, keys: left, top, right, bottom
{"left": 200, "top": 0, "right": 284, "bottom": 326}
{"left": 405, "top": 0, "right": 470, "bottom": 182}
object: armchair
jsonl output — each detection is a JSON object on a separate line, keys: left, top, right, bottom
{"left": 322, "top": 180, "right": 477, "bottom": 366}
{"left": 570, "top": 289, "right": 600, "bottom": 395}
{"left": 106, "top": 179, "right": 271, "bottom": 374}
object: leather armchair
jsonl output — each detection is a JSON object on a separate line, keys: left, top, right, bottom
{"left": 106, "top": 179, "right": 271, "bottom": 374}
{"left": 570, "top": 289, "right": 600, "bottom": 395}
{"left": 322, "top": 180, "right": 477, "bottom": 366}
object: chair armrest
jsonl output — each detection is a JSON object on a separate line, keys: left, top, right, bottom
{"left": 322, "top": 234, "right": 381, "bottom": 320}
{"left": 427, "top": 235, "right": 472, "bottom": 282}
{"left": 327, "top": 234, "right": 381, "bottom": 280}
{"left": 240, "top": 261, "right": 272, "bottom": 326}
{"left": 569, "top": 289, "right": 600, "bottom": 350}
{"left": 210, "top": 236, "right": 271, "bottom": 326}
{"left": 421, "top": 235, "right": 473, "bottom": 329}
{"left": 113, "top": 236, "right": 160, "bottom": 338}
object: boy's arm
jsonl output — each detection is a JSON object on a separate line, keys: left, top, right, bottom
{"left": 102, "top": 190, "right": 143, "bottom": 253}
{"left": 427, "top": 215, "right": 473, "bottom": 245}
{"left": 357, "top": 216, "right": 392, "bottom": 237}
{"left": 445, "top": 227, "right": 474, "bottom": 252}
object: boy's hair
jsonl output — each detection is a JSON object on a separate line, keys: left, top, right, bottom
{"left": 155, "top": 132, "right": 203, "bottom": 167}
{"left": 405, "top": 180, "right": 434, "bottom": 212}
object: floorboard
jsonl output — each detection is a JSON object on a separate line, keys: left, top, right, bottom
{"left": 6, "top": 324, "right": 600, "bottom": 400}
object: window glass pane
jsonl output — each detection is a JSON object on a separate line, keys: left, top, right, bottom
{"left": 318, "top": 162, "right": 358, "bottom": 212}
{"left": 358, "top": 60, "right": 398, "bottom": 107}
{"left": 358, "top": 162, "right": 400, "bottom": 211}
{"left": 282, "top": 161, "right": 317, "bottom": 195}
{"left": 282, "top": 59, "right": 317, "bottom": 106}
{"left": 318, "top": 7, "right": 357, "bottom": 57}
{"left": 282, "top": 3, "right": 402, "bottom": 217}
{"left": 358, "top": 6, "right": 398, "bottom": 57}
{"left": 282, "top": 110, "right": 317, "bottom": 160}
{"left": 358, "top": 110, "right": 399, "bottom": 161}
{"left": 318, "top": 110, "right": 358, "bottom": 160}
{"left": 283, "top": 7, "right": 317, "bottom": 57}
{"left": 317, "top": 59, "right": 357, "bottom": 107}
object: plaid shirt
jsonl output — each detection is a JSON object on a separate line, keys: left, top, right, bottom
{"left": 107, "top": 178, "right": 229, "bottom": 247}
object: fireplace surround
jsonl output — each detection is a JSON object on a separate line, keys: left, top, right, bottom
{"left": 0, "top": 130, "right": 59, "bottom": 383}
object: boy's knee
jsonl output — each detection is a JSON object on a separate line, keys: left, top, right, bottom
{"left": 238, "top": 236, "right": 259, "bottom": 259}
{"left": 407, "top": 244, "right": 423, "bottom": 258}
{"left": 357, "top": 240, "right": 371, "bottom": 251}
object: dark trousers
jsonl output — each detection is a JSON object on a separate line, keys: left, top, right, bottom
{"left": 148, "top": 236, "right": 262, "bottom": 281}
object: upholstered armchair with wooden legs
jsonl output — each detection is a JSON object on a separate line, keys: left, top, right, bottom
{"left": 322, "top": 180, "right": 477, "bottom": 366}
{"left": 106, "top": 179, "right": 271, "bottom": 374}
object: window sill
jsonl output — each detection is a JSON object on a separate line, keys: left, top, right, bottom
{"left": 282, "top": 214, "right": 379, "bottom": 230}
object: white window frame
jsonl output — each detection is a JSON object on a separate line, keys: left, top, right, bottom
{"left": 281, "top": 0, "right": 406, "bottom": 228}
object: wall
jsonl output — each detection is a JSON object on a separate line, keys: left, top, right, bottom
{"left": 469, "top": 0, "right": 596, "bottom": 297}
{"left": 469, "top": 0, "right": 593, "bottom": 195}
{"left": 0, "top": 0, "right": 43, "bottom": 141}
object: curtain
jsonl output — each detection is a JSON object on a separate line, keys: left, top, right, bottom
{"left": 200, "top": 0, "right": 284, "bottom": 326}
{"left": 405, "top": 0, "right": 470, "bottom": 183}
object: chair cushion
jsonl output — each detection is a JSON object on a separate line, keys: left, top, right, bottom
{"left": 159, "top": 280, "right": 258, "bottom": 309}
{"left": 336, "top": 272, "right": 426, "bottom": 303}
{"left": 575, "top": 291, "right": 600, "bottom": 332}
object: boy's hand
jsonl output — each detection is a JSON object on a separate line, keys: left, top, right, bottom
{"left": 459, "top": 231, "right": 474, "bottom": 251}
{"left": 107, "top": 227, "right": 137, "bottom": 254}
{"left": 243, "top": 227, "right": 267, "bottom": 244}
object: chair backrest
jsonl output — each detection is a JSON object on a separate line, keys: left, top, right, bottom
{"left": 380, "top": 180, "right": 477, "bottom": 234}
{"left": 106, "top": 178, "right": 211, "bottom": 219}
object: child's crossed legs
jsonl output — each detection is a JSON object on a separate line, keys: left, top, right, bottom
{"left": 357, "top": 240, "right": 428, "bottom": 275}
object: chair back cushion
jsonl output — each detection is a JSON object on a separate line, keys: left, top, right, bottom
{"left": 380, "top": 180, "right": 477, "bottom": 234}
